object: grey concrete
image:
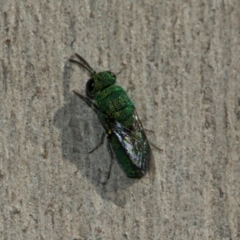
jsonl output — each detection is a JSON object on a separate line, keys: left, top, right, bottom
{"left": 0, "top": 1, "right": 240, "bottom": 239}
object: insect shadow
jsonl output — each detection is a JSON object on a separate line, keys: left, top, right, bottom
{"left": 53, "top": 60, "right": 140, "bottom": 207}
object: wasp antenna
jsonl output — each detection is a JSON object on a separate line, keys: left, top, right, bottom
{"left": 69, "top": 59, "right": 92, "bottom": 73}
{"left": 74, "top": 53, "right": 95, "bottom": 74}
{"left": 69, "top": 54, "right": 95, "bottom": 75}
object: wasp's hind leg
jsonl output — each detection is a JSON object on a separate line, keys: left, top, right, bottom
{"left": 101, "top": 136, "right": 114, "bottom": 185}
{"left": 88, "top": 131, "right": 105, "bottom": 154}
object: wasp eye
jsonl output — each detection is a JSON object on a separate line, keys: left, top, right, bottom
{"left": 86, "top": 78, "right": 94, "bottom": 97}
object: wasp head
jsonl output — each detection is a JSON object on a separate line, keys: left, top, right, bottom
{"left": 70, "top": 53, "right": 117, "bottom": 99}
{"left": 86, "top": 71, "right": 116, "bottom": 98}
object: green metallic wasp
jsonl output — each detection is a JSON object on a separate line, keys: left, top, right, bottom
{"left": 70, "top": 53, "right": 154, "bottom": 180}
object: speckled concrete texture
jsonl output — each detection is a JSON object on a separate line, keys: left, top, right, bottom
{"left": 0, "top": 1, "right": 240, "bottom": 239}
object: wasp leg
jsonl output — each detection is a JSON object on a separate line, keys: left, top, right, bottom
{"left": 73, "top": 90, "right": 99, "bottom": 114}
{"left": 149, "top": 141, "right": 163, "bottom": 152}
{"left": 73, "top": 90, "right": 112, "bottom": 133}
{"left": 144, "top": 128, "right": 154, "bottom": 133}
{"left": 73, "top": 90, "right": 111, "bottom": 153}
{"left": 73, "top": 90, "right": 114, "bottom": 184}
{"left": 102, "top": 136, "right": 114, "bottom": 185}
{"left": 116, "top": 62, "right": 127, "bottom": 76}
{"left": 88, "top": 131, "right": 105, "bottom": 154}
{"left": 143, "top": 128, "right": 163, "bottom": 151}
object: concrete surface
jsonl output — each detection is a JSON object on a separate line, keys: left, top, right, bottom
{"left": 0, "top": 1, "right": 240, "bottom": 239}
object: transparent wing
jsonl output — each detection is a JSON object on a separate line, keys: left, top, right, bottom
{"left": 109, "top": 109, "right": 153, "bottom": 175}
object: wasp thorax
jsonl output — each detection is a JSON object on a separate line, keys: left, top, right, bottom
{"left": 86, "top": 71, "right": 116, "bottom": 98}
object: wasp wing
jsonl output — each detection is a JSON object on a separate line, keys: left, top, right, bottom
{"left": 109, "top": 109, "right": 153, "bottom": 176}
